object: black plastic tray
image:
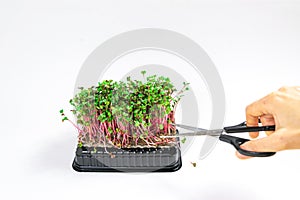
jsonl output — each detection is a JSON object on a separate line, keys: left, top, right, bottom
{"left": 72, "top": 145, "right": 182, "bottom": 172}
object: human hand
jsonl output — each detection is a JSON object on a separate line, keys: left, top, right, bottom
{"left": 236, "top": 86, "right": 300, "bottom": 159}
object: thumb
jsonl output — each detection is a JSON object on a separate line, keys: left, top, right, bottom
{"left": 236, "top": 134, "right": 283, "bottom": 159}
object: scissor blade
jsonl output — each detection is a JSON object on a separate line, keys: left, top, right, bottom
{"left": 172, "top": 123, "right": 207, "bottom": 131}
{"left": 160, "top": 129, "right": 223, "bottom": 138}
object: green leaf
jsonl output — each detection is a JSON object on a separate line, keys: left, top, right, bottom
{"left": 134, "top": 121, "right": 140, "bottom": 127}
{"left": 59, "top": 109, "right": 64, "bottom": 114}
{"left": 159, "top": 124, "right": 164, "bottom": 130}
{"left": 181, "top": 137, "right": 187, "bottom": 144}
{"left": 141, "top": 70, "right": 146, "bottom": 76}
{"left": 62, "top": 116, "right": 68, "bottom": 122}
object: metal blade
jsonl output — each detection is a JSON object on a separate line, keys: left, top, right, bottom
{"left": 160, "top": 129, "right": 223, "bottom": 138}
{"left": 172, "top": 123, "right": 207, "bottom": 131}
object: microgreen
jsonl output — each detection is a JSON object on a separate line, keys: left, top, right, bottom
{"left": 181, "top": 137, "right": 187, "bottom": 144}
{"left": 61, "top": 70, "right": 189, "bottom": 149}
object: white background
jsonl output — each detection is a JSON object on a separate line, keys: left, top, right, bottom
{"left": 1, "top": 0, "right": 300, "bottom": 200}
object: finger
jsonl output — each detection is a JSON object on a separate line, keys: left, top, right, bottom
{"left": 249, "top": 131, "right": 259, "bottom": 139}
{"left": 246, "top": 94, "right": 274, "bottom": 138}
{"left": 246, "top": 106, "right": 259, "bottom": 138}
{"left": 246, "top": 93, "right": 275, "bottom": 117}
{"left": 235, "top": 151, "right": 251, "bottom": 159}
{"left": 260, "top": 114, "right": 275, "bottom": 136}
{"left": 235, "top": 134, "right": 284, "bottom": 159}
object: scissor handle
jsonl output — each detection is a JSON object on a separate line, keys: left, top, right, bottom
{"left": 224, "top": 121, "right": 275, "bottom": 133}
{"left": 219, "top": 134, "right": 276, "bottom": 157}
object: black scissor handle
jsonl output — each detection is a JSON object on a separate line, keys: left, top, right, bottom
{"left": 219, "top": 134, "right": 276, "bottom": 157}
{"left": 224, "top": 121, "right": 275, "bottom": 133}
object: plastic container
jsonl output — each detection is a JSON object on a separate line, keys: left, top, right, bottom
{"left": 72, "top": 145, "right": 182, "bottom": 172}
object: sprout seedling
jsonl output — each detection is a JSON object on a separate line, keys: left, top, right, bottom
{"left": 61, "top": 71, "right": 189, "bottom": 154}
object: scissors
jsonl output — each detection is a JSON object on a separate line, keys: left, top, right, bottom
{"left": 161, "top": 121, "right": 276, "bottom": 157}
